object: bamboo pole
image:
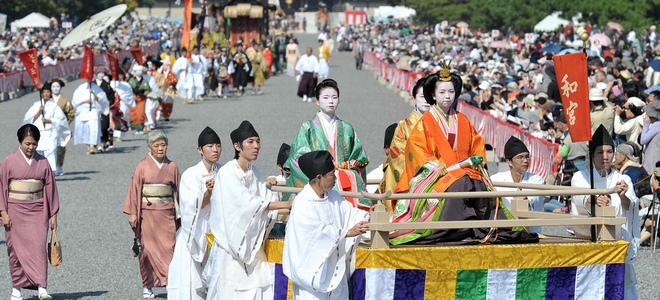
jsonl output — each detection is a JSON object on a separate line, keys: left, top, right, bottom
{"left": 269, "top": 185, "right": 619, "bottom": 201}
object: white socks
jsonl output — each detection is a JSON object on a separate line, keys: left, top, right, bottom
{"left": 38, "top": 287, "right": 48, "bottom": 296}
{"left": 11, "top": 288, "right": 20, "bottom": 297}
{"left": 302, "top": 95, "right": 308, "bottom": 102}
{"left": 143, "top": 288, "right": 153, "bottom": 294}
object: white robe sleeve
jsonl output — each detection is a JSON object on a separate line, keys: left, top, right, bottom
{"left": 49, "top": 102, "right": 71, "bottom": 147}
{"left": 178, "top": 165, "right": 210, "bottom": 262}
{"left": 211, "top": 165, "right": 275, "bottom": 265}
{"left": 23, "top": 102, "right": 41, "bottom": 125}
{"left": 570, "top": 170, "right": 590, "bottom": 215}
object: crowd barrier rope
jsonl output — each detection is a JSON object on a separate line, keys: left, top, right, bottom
{"left": 363, "top": 51, "right": 558, "bottom": 180}
{"left": 0, "top": 43, "right": 161, "bottom": 95}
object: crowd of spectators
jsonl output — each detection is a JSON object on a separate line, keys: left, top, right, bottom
{"left": 356, "top": 19, "right": 660, "bottom": 150}
{"left": 0, "top": 13, "right": 182, "bottom": 74}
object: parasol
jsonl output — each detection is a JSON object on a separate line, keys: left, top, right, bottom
{"left": 60, "top": 4, "right": 127, "bottom": 48}
{"left": 589, "top": 33, "right": 611, "bottom": 47}
{"left": 456, "top": 21, "right": 469, "bottom": 28}
{"left": 606, "top": 21, "right": 624, "bottom": 32}
{"left": 539, "top": 44, "right": 566, "bottom": 53}
{"left": 488, "top": 40, "right": 508, "bottom": 49}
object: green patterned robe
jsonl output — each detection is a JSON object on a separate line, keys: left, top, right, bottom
{"left": 284, "top": 114, "right": 370, "bottom": 207}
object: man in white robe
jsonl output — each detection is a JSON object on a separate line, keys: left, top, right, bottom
{"left": 204, "top": 121, "right": 292, "bottom": 300}
{"left": 71, "top": 80, "right": 108, "bottom": 154}
{"left": 283, "top": 150, "right": 369, "bottom": 300}
{"left": 571, "top": 125, "right": 639, "bottom": 300}
{"left": 22, "top": 82, "right": 70, "bottom": 171}
{"left": 111, "top": 77, "right": 136, "bottom": 142}
{"left": 190, "top": 46, "right": 207, "bottom": 101}
{"left": 490, "top": 136, "right": 545, "bottom": 234}
{"left": 173, "top": 48, "right": 194, "bottom": 104}
{"left": 168, "top": 126, "right": 222, "bottom": 300}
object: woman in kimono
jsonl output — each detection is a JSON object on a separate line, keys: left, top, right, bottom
{"left": 391, "top": 62, "right": 537, "bottom": 245}
{"left": 22, "top": 82, "right": 71, "bottom": 172}
{"left": 379, "top": 76, "right": 427, "bottom": 211}
{"left": 123, "top": 130, "right": 180, "bottom": 299}
{"left": 285, "top": 37, "right": 300, "bottom": 77}
{"left": 284, "top": 79, "right": 370, "bottom": 210}
{"left": 0, "top": 124, "right": 59, "bottom": 300}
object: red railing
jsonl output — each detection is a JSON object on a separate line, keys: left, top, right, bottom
{"left": 0, "top": 43, "right": 161, "bottom": 95}
{"left": 363, "top": 51, "right": 559, "bottom": 179}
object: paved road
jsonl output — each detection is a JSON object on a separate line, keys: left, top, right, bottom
{"left": 0, "top": 33, "right": 657, "bottom": 299}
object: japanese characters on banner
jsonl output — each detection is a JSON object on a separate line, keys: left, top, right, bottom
{"left": 129, "top": 48, "right": 144, "bottom": 65}
{"left": 107, "top": 52, "right": 119, "bottom": 80}
{"left": 80, "top": 45, "right": 94, "bottom": 83}
{"left": 18, "top": 48, "right": 41, "bottom": 88}
{"left": 552, "top": 53, "right": 592, "bottom": 142}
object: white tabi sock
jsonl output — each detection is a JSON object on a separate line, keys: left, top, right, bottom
{"left": 302, "top": 95, "right": 308, "bottom": 102}
{"left": 143, "top": 288, "right": 153, "bottom": 295}
{"left": 11, "top": 288, "right": 20, "bottom": 297}
{"left": 38, "top": 287, "right": 47, "bottom": 296}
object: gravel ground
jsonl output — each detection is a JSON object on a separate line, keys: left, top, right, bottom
{"left": 0, "top": 33, "right": 656, "bottom": 299}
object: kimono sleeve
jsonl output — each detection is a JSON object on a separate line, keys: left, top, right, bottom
{"left": 395, "top": 120, "right": 437, "bottom": 193}
{"left": 0, "top": 158, "right": 9, "bottom": 212}
{"left": 123, "top": 162, "right": 145, "bottom": 215}
{"left": 42, "top": 161, "right": 59, "bottom": 218}
{"left": 345, "top": 123, "right": 369, "bottom": 169}
{"left": 284, "top": 122, "right": 314, "bottom": 198}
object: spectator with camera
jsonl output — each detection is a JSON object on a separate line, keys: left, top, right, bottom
{"left": 614, "top": 96, "right": 646, "bottom": 144}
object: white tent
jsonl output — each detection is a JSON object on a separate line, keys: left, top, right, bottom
{"left": 10, "top": 12, "right": 50, "bottom": 32}
{"left": 373, "top": 6, "right": 415, "bottom": 21}
{"left": 533, "top": 12, "right": 570, "bottom": 32}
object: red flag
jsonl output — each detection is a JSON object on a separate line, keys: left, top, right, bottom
{"left": 107, "top": 52, "right": 119, "bottom": 80}
{"left": 130, "top": 48, "right": 144, "bottom": 65}
{"left": 552, "top": 53, "right": 592, "bottom": 142}
{"left": 182, "top": 0, "right": 192, "bottom": 54}
{"left": 18, "top": 48, "right": 41, "bottom": 88}
{"left": 80, "top": 45, "right": 94, "bottom": 83}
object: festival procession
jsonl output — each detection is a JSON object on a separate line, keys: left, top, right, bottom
{"left": 2, "top": 0, "right": 660, "bottom": 299}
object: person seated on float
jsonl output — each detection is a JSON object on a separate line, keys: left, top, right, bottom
{"left": 391, "top": 62, "right": 538, "bottom": 245}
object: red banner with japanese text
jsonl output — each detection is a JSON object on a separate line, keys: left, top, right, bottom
{"left": 107, "top": 52, "right": 119, "bottom": 80}
{"left": 18, "top": 48, "right": 41, "bottom": 88}
{"left": 552, "top": 53, "right": 592, "bottom": 142}
{"left": 130, "top": 48, "right": 143, "bottom": 65}
{"left": 80, "top": 45, "right": 94, "bottom": 83}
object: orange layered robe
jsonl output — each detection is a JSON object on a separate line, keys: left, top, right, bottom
{"left": 394, "top": 110, "right": 486, "bottom": 194}
{"left": 159, "top": 72, "right": 178, "bottom": 119}
{"left": 123, "top": 155, "right": 180, "bottom": 288}
{"left": 391, "top": 106, "right": 538, "bottom": 245}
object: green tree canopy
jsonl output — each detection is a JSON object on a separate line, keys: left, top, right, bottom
{"left": 388, "top": 0, "right": 660, "bottom": 33}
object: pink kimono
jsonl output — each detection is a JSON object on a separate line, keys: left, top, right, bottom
{"left": 0, "top": 149, "right": 59, "bottom": 289}
{"left": 123, "top": 154, "right": 180, "bottom": 288}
